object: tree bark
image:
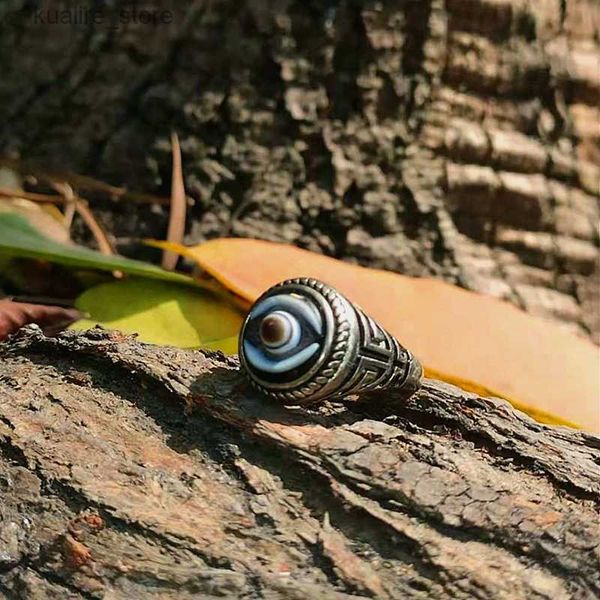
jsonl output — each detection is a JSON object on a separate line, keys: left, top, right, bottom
{"left": 0, "top": 327, "right": 598, "bottom": 599}
{"left": 0, "top": 0, "right": 598, "bottom": 341}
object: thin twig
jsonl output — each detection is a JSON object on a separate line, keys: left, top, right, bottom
{"left": 161, "top": 132, "right": 187, "bottom": 271}
{"left": 0, "top": 186, "right": 64, "bottom": 204}
{"left": 63, "top": 201, "right": 76, "bottom": 229}
{"left": 0, "top": 157, "right": 170, "bottom": 206}
{"left": 75, "top": 199, "right": 118, "bottom": 257}
{"left": 51, "top": 182, "right": 117, "bottom": 257}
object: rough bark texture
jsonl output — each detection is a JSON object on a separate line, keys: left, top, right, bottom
{"left": 0, "top": 326, "right": 599, "bottom": 599}
{"left": 0, "top": 0, "right": 598, "bottom": 341}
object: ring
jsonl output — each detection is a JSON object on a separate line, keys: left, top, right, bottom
{"left": 238, "top": 277, "right": 423, "bottom": 404}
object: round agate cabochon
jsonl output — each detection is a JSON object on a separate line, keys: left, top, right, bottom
{"left": 239, "top": 280, "right": 336, "bottom": 390}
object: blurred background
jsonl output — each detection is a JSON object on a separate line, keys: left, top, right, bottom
{"left": 0, "top": 0, "right": 598, "bottom": 342}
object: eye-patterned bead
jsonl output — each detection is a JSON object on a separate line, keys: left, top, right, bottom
{"left": 238, "top": 278, "right": 423, "bottom": 405}
{"left": 259, "top": 312, "right": 293, "bottom": 348}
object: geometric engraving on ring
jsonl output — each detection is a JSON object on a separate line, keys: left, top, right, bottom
{"left": 338, "top": 308, "right": 410, "bottom": 396}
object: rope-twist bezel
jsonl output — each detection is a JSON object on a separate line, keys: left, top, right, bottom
{"left": 244, "top": 277, "right": 350, "bottom": 404}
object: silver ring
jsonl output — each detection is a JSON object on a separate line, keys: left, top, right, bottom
{"left": 238, "top": 277, "right": 422, "bottom": 404}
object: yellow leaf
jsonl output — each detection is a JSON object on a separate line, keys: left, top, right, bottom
{"left": 71, "top": 278, "right": 243, "bottom": 353}
{"left": 149, "top": 238, "right": 600, "bottom": 432}
{"left": 0, "top": 166, "right": 70, "bottom": 243}
{"left": 0, "top": 197, "right": 71, "bottom": 244}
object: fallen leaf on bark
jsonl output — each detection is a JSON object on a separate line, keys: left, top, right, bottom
{"left": 147, "top": 238, "right": 600, "bottom": 433}
{"left": 0, "top": 299, "right": 82, "bottom": 340}
{"left": 71, "top": 278, "right": 243, "bottom": 352}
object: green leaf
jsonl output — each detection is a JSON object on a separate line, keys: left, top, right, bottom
{"left": 71, "top": 278, "right": 243, "bottom": 353}
{"left": 0, "top": 212, "right": 193, "bottom": 285}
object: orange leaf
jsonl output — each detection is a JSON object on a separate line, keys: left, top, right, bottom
{"left": 148, "top": 238, "right": 600, "bottom": 432}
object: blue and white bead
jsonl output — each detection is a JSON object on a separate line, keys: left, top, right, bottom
{"left": 241, "top": 293, "right": 324, "bottom": 378}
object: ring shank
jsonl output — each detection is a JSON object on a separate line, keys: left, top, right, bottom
{"left": 332, "top": 301, "right": 423, "bottom": 402}
{"left": 394, "top": 350, "right": 423, "bottom": 399}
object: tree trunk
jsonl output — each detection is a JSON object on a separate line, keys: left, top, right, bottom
{"left": 0, "top": 0, "right": 598, "bottom": 341}
{"left": 0, "top": 327, "right": 598, "bottom": 599}
{"left": 1, "top": 5, "right": 599, "bottom": 594}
